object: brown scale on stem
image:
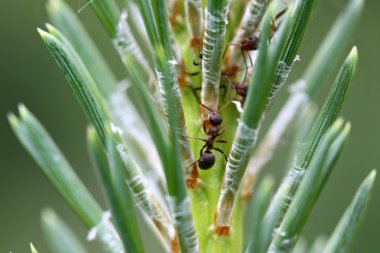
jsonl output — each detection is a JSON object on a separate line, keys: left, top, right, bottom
{"left": 185, "top": 163, "right": 199, "bottom": 189}
{"left": 214, "top": 212, "right": 230, "bottom": 236}
{"left": 170, "top": 235, "right": 179, "bottom": 253}
{"left": 190, "top": 37, "right": 203, "bottom": 53}
{"left": 168, "top": 0, "right": 181, "bottom": 28}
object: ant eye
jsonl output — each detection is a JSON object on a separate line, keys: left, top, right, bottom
{"left": 209, "top": 113, "right": 223, "bottom": 126}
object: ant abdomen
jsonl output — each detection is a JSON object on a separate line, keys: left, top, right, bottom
{"left": 198, "top": 151, "right": 215, "bottom": 170}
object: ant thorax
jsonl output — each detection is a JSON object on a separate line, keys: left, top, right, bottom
{"left": 208, "top": 126, "right": 220, "bottom": 137}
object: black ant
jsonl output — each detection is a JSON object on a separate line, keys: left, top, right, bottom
{"left": 186, "top": 84, "right": 230, "bottom": 170}
{"left": 189, "top": 135, "right": 228, "bottom": 170}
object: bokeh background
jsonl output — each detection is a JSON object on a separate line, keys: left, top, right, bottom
{"left": 1, "top": 0, "right": 379, "bottom": 252}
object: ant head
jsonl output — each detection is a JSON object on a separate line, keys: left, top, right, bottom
{"left": 234, "top": 83, "right": 248, "bottom": 97}
{"left": 241, "top": 35, "right": 259, "bottom": 51}
{"left": 198, "top": 151, "right": 215, "bottom": 170}
{"left": 208, "top": 126, "right": 220, "bottom": 137}
{"left": 209, "top": 112, "right": 223, "bottom": 126}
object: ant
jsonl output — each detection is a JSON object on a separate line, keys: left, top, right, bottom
{"left": 220, "top": 73, "right": 249, "bottom": 106}
{"left": 222, "top": 3, "right": 288, "bottom": 78}
{"left": 187, "top": 84, "right": 230, "bottom": 170}
{"left": 219, "top": 34, "right": 260, "bottom": 107}
{"left": 189, "top": 135, "right": 228, "bottom": 170}
{"left": 221, "top": 6, "right": 287, "bottom": 105}
{"left": 222, "top": 33, "right": 259, "bottom": 84}
{"left": 223, "top": 35, "right": 259, "bottom": 80}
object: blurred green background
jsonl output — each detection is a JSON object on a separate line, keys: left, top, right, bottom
{"left": 1, "top": 0, "right": 379, "bottom": 252}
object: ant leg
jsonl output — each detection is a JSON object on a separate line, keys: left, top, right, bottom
{"left": 221, "top": 75, "right": 234, "bottom": 89}
{"left": 240, "top": 47, "right": 248, "bottom": 84}
{"left": 199, "top": 145, "right": 205, "bottom": 157}
{"left": 199, "top": 143, "right": 208, "bottom": 158}
{"left": 240, "top": 48, "right": 254, "bottom": 84}
{"left": 275, "top": 7, "right": 287, "bottom": 20}
{"left": 184, "top": 86, "right": 215, "bottom": 113}
{"left": 215, "top": 139, "right": 227, "bottom": 144}
{"left": 193, "top": 59, "right": 200, "bottom": 66}
{"left": 199, "top": 102, "right": 216, "bottom": 114}
{"left": 271, "top": 3, "right": 288, "bottom": 34}
{"left": 220, "top": 83, "right": 227, "bottom": 101}
{"left": 220, "top": 75, "right": 234, "bottom": 100}
{"left": 276, "top": 0, "right": 288, "bottom": 20}
{"left": 188, "top": 136, "right": 208, "bottom": 142}
{"left": 187, "top": 158, "right": 200, "bottom": 170}
{"left": 203, "top": 121, "right": 207, "bottom": 134}
{"left": 187, "top": 71, "right": 200, "bottom": 76}
{"left": 193, "top": 53, "right": 203, "bottom": 66}
{"left": 222, "top": 44, "right": 230, "bottom": 62}
{"left": 217, "top": 129, "right": 225, "bottom": 136}
{"left": 214, "top": 147, "right": 228, "bottom": 162}
{"left": 186, "top": 83, "right": 202, "bottom": 104}
{"left": 218, "top": 100, "right": 231, "bottom": 113}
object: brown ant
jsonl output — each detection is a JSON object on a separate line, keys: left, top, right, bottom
{"left": 224, "top": 35, "right": 259, "bottom": 78}
{"left": 222, "top": 34, "right": 259, "bottom": 82}
{"left": 222, "top": 4, "right": 287, "bottom": 78}
{"left": 220, "top": 75, "right": 249, "bottom": 106}
{"left": 219, "top": 34, "right": 259, "bottom": 107}
{"left": 220, "top": 44, "right": 253, "bottom": 106}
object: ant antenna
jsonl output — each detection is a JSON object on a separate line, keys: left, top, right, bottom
{"left": 227, "top": 35, "right": 258, "bottom": 84}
